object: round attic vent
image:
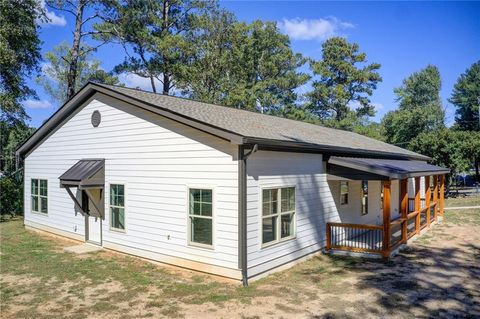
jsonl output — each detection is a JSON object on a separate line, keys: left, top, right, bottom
{"left": 91, "top": 110, "right": 101, "bottom": 127}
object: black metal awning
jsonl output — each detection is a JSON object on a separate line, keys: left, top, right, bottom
{"left": 327, "top": 157, "right": 450, "bottom": 180}
{"left": 59, "top": 159, "right": 105, "bottom": 218}
{"left": 59, "top": 159, "right": 105, "bottom": 188}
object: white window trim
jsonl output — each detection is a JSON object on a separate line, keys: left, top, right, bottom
{"left": 340, "top": 181, "right": 349, "bottom": 206}
{"left": 260, "top": 185, "right": 297, "bottom": 249}
{"left": 31, "top": 178, "right": 48, "bottom": 216}
{"left": 187, "top": 186, "right": 215, "bottom": 250}
{"left": 109, "top": 183, "right": 127, "bottom": 233}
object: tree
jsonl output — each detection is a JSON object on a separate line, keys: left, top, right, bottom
{"left": 46, "top": 0, "right": 110, "bottom": 100}
{"left": 0, "top": 0, "right": 44, "bottom": 124}
{"left": 382, "top": 65, "right": 445, "bottom": 146}
{"left": 410, "top": 129, "right": 480, "bottom": 187}
{"left": 450, "top": 60, "right": 480, "bottom": 131}
{"left": 306, "top": 37, "right": 382, "bottom": 125}
{"left": 37, "top": 42, "right": 120, "bottom": 104}
{"left": 96, "top": 0, "right": 215, "bottom": 95}
{"left": 0, "top": 122, "right": 34, "bottom": 173}
{"left": 179, "top": 16, "right": 309, "bottom": 113}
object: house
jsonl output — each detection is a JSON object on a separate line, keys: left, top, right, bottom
{"left": 16, "top": 82, "right": 449, "bottom": 285}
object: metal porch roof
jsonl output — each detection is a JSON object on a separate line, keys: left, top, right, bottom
{"left": 328, "top": 157, "right": 450, "bottom": 180}
{"left": 59, "top": 159, "right": 105, "bottom": 187}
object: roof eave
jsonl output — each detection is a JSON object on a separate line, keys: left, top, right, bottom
{"left": 243, "top": 137, "right": 431, "bottom": 161}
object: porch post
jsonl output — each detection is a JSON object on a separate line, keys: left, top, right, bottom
{"left": 400, "top": 179, "right": 408, "bottom": 243}
{"left": 382, "top": 180, "right": 391, "bottom": 258}
{"left": 433, "top": 176, "right": 438, "bottom": 221}
{"left": 439, "top": 175, "right": 445, "bottom": 216}
{"left": 425, "top": 176, "right": 431, "bottom": 228}
{"left": 415, "top": 177, "right": 421, "bottom": 235}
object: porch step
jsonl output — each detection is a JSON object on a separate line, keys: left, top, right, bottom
{"left": 64, "top": 243, "right": 103, "bottom": 254}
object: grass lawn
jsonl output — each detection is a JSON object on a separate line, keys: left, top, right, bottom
{"left": 1, "top": 202, "right": 479, "bottom": 318}
{"left": 445, "top": 194, "right": 480, "bottom": 207}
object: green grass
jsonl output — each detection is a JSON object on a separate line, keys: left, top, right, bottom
{"left": 0, "top": 220, "right": 369, "bottom": 318}
{"left": 445, "top": 194, "right": 480, "bottom": 207}
{"left": 443, "top": 208, "right": 480, "bottom": 225}
{"left": 1, "top": 198, "right": 479, "bottom": 318}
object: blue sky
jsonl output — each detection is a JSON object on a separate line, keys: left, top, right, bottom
{"left": 26, "top": 1, "right": 480, "bottom": 128}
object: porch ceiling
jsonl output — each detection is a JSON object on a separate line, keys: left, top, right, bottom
{"left": 327, "top": 157, "right": 450, "bottom": 180}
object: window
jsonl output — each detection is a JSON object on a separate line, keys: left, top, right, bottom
{"left": 31, "top": 179, "right": 48, "bottom": 214}
{"left": 361, "top": 181, "right": 368, "bottom": 215}
{"left": 189, "top": 188, "right": 213, "bottom": 247}
{"left": 340, "top": 181, "right": 349, "bottom": 205}
{"left": 262, "top": 187, "right": 295, "bottom": 246}
{"left": 110, "top": 184, "right": 125, "bottom": 230}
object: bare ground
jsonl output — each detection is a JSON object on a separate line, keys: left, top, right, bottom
{"left": 1, "top": 208, "right": 479, "bottom": 318}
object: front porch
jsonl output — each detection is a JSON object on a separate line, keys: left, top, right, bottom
{"left": 325, "top": 157, "right": 448, "bottom": 258}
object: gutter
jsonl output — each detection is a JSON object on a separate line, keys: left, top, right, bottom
{"left": 238, "top": 144, "right": 258, "bottom": 286}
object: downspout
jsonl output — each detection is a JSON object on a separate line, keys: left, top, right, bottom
{"left": 238, "top": 144, "right": 258, "bottom": 287}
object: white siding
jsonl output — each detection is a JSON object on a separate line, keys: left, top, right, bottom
{"left": 24, "top": 95, "right": 239, "bottom": 274}
{"left": 245, "top": 152, "right": 340, "bottom": 278}
{"left": 329, "top": 180, "right": 401, "bottom": 224}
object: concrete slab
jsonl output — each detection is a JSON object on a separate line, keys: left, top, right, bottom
{"left": 64, "top": 243, "right": 103, "bottom": 254}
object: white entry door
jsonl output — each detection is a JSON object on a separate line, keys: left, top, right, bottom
{"left": 88, "top": 216, "right": 102, "bottom": 245}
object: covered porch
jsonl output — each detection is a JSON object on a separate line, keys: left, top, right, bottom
{"left": 325, "top": 157, "right": 449, "bottom": 258}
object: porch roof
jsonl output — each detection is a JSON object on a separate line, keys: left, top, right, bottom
{"left": 327, "top": 157, "right": 450, "bottom": 180}
{"left": 59, "top": 159, "right": 105, "bottom": 188}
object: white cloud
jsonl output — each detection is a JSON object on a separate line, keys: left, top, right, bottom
{"left": 38, "top": 0, "right": 67, "bottom": 27}
{"left": 279, "top": 17, "right": 354, "bottom": 41}
{"left": 118, "top": 73, "right": 162, "bottom": 92}
{"left": 24, "top": 99, "right": 53, "bottom": 109}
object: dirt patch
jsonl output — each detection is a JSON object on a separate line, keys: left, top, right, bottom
{"left": 2, "top": 209, "right": 480, "bottom": 318}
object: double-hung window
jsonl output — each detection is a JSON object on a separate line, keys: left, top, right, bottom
{"left": 189, "top": 188, "right": 213, "bottom": 247}
{"left": 31, "top": 179, "right": 48, "bottom": 214}
{"left": 110, "top": 184, "right": 125, "bottom": 231}
{"left": 361, "top": 181, "right": 369, "bottom": 215}
{"left": 340, "top": 181, "right": 349, "bottom": 205}
{"left": 262, "top": 187, "right": 296, "bottom": 246}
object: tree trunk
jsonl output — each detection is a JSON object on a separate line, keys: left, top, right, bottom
{"left": 161, "top": 0, "right": 170, "bottom": 95}
{"left": 66, "top": 0, "right": 85, "bottom": 100}
{"left": 149, "top": 76, "right": 156, "bottom": 93}
{"left": 163, "top": 74, "right": 170, "bottom": 95}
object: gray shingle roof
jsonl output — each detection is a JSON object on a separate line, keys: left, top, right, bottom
{"left": 97, "top": 83, "right": 427, "bottom": 160}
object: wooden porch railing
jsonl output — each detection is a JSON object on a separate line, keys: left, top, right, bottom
{"left": 325, "top": 175, "right": 445, "bottom": 258}
{"left": 326, "top": 223, "right": 383, "bottom": 254}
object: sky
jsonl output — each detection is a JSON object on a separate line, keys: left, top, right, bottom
{"left": 25, "top": 1, "right": 480, "bottom": 128}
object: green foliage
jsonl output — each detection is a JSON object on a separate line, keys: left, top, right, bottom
{"left": 409, "top": 129, "right": 480, "bottom": 183}
{"left": 382, "top": 65, "right": 445, "bottom": 146}
{"left": 96, "top": 0, "right": 215, "bottom": 94}
{"left": 1, "top": 121, "right": 34, "bottom": 173}
{"left": 0, "top": 0, "right": 44, "bottom": 124}
{"left": 0, "top": 176, "right": 23, "bottom": 216}
{"left": 179, "top": 15, "right": 309, "bottom": 113}
{"left": 37, "top": 42, "right": 120, "bottom": 104}
{"left": 450, "top": 60, "right": 480, "bottom": 131}
{"left": 306, "top": 37, "right": 382, "bottom": 122}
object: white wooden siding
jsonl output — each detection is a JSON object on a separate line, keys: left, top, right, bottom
{"left": 24, "top": 94, "right": 239, "bottom": 273}
{"left": 245, "top": 151, "right": 340, "bottom": 278}
{"left": 328, "top": 180, "right": 401, "bottom": 224}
